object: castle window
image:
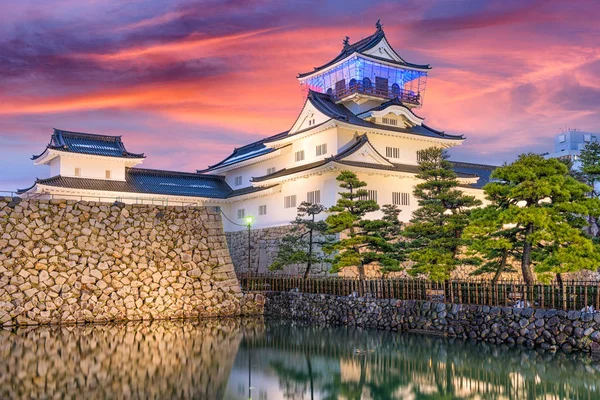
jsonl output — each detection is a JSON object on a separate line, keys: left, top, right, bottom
{"left": 307, "top": 190, "right": 321, "bottom": 204}
{"left": 295, "top": 150, "right": 305, "bottom": 162}
{"left": 74, "top": 167, "right": 81, "bottom": 177}
{"left": 237, "top": 209, "right": 245, "bottom": 219}
{"left": 258, "top": 205, "right": 267, "bottom": 216}
{"left": 349, "top": 78, "right": 357, "bottom": 90}
{"left": 234, "top": 176, "right": 243, "bottom": 186}
{"left": 382, "top": 118, "right": 398, "bottom": 126}
{"left": 361, "top": 189, "right": 378, "bottom": 203}
{"left": 326, "top": 88, "right": 333, "bottom": 95}
{"left": 559, "top": 135, "right": 566, "bottom": 143}
{"left": 375, "top": 77, "right": 388, "bottom": 95}
{"left": 392, "top": 83, "right": 401, "bottom": 97}
{"left": 267, "top": 167, "right": 276, "bottom": 175}
{"left": 335, "top": 79, "right": 346, "bottom": 95}
{"left": 316, "top": 143, "right": 327, "bottom": 156}
{"left": 105, "top": 170, "right": 111, "bottom": 179}
{"left": 284, "top": 195, "right": 297, "bottom": 209}
{"left": 362, "top": 77, "right": 372, "bottom": 90}
{"left": 392, "top": 192, "right": 410, "bottom": 206}
{"left": 416, "top": 150, "right": 425, "bottom": 162}
{"left": 386, "top": 147, "right": 400, "bottom": 159}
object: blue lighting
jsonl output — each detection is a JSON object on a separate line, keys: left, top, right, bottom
{"left": 301, "top": 55, "right": 428, "bottom": 106}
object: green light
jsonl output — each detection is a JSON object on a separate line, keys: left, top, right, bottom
{"left": 245, "top": 215, "right": 254, "bottom": 226}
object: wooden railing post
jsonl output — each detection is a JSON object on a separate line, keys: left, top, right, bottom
{"left": 236, "top": 275, "right": 600, "bottom": 311}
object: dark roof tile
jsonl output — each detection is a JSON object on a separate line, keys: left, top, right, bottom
{"left": 19, "top": 167, "right": 274, "bottom": 199}
{"left": 198, "top": 131, "right": 289, "bottom": 172}
{"left": 305, "top": 91, "right": 463, "bottom": 140}
{"left": 298, "top": 27, "right": 430, "bottom": 78}
{"left": 32, "top": 129, "right": 145, "bottom": 160}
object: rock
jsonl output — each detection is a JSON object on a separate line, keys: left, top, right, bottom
{"left": 568, "top": 310, "right": 581, "bottom": 320}
{"left": 90, "top": 269, "right": 103, "bottom": 280}
{"left": 188, "top": 269, "right": 202, "bottom": 278}
{"left": 39, "top": 270, "right": 50, "bottom": 283}
{"left": 81, "top": 276, "right": 96, "bottom": 284}
{"left": 582, "top": 312, "right": 594, "bottom": 322}
{"left": 519, "top": 318, "right": 529, "bottom": 328}
{"left": 584, "top": 327, "right": 595, "bottom": 337}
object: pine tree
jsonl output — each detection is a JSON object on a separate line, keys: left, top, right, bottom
{"left": 324, "top": 171, "right": 401, "bottom": 279}
{"left": 578, "top": 141, "right": 600, "bottom": 236}
{"left": 482, "top": 153, "right": 600, "bottom": 284}
{"left": 403, "top": 147, "right": 482, "bottom": 281}
{"left": 269, "top": 202, "right": 335, "bottom": 278}
{"left": 579, "top": 141, "right": 600, "bottom": 197}
{"left": 462, "top": 206, "right": 520, "bottom": 283}
{"left": 359, "top": 204, "right": 405, "bottom": 276}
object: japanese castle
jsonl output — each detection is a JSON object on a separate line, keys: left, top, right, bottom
{"left": 20, "top": 22, "right": 494, "bottom": 232}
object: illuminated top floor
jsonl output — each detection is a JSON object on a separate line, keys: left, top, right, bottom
{"left": 297, "top": 21, "right": 430, "bottom": 108}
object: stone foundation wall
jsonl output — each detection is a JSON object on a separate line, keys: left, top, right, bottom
{"left": 0, "top": 197, "right": 254, "bottom": 326}
{"left": 265, "top": 292, "right": 600, "bottom": 353}
{"left": 225, "top": 225, "right": 333, "bottom": 277}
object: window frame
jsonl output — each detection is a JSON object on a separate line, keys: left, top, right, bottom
{"left": 307, "top": 190, "right": 321, "bottom": 204}
{"left": 284, "top": 195, "right": 297, "bottom": 209}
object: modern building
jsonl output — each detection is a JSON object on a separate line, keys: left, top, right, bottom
{"left": 544, "top": 128, "right": 600, "bottom": 170}
{"left": 19, "top": 22, "right": 494, "bottom": 233}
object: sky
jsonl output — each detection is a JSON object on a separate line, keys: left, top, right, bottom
{"left": 0, "top": 0, "right": 599, "bottom": 191}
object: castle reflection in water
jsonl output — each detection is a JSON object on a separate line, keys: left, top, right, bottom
{"left": 0, "top": 319, "right": 598, "bottom": 399}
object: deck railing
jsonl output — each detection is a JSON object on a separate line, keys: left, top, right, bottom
{"left": 239, "top": 274, "right": 600, "bottom": 311}
{"left": 331, "top": 81, "right": 421, "bottom": 105}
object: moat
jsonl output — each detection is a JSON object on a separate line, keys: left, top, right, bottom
{"left": 0, "top": 318, "right": 598, "bottom": 399}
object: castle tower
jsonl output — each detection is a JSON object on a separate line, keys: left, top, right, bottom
{"left": 297, "top": 20, "right": 430, "bottom": 114}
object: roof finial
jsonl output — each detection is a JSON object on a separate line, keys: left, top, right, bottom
{"left": 376, "top": 19, "right": 383, "bottom": 31}
{"left": 343, "top": 36, "right": 350, "bottom": 47}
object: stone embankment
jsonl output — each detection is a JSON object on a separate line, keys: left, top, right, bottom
{"left": 0, "top": 197, "right": 263, "bottom": 326}
{"left": 265, "top": 292, "right": 600, "bottom": 353}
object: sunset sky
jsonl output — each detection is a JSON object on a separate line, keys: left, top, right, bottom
{"left": 1, "top": 0, "right": 599, "bottom": 190}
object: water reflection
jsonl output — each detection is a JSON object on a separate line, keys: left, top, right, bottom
{"left": 227, "top": 321, "right": 600, "bottom": 400}
{"left": 0, "top": 319, "right": 598, "bottom": 399}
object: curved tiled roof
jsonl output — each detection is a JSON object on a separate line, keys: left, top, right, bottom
{"left": 18, "top": 167, "right": 274, "bottom": 199}
{"left": 358, "top": 97, "right": 425, "bottom": 120}
{"left": 198, "top": 131, "right": 289, "bottom": 173}
{"left": 305, "top": 91, "right": 463, "bottom": 140}
{"left": 251, "top": 134, "right": 489, "bottom": 187}
{"left": 451, "top": 161, "right": 497, "bottom": 189}
{"left": 297, "top": 26, "right": 430, "bottom": 79}
{"left": 252, "top": 134, "right": 374, "bottom": 183}
{"left": 32, "top": 129, "right": 145, "bottom": 160}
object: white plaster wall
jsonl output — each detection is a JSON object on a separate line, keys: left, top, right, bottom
{"left": 49, "top": 158, "right": 60, "bottom": 177}
{"left": 291, "top": 128, "right": 338, "bottom": 166}
{"left": 290, "top": 101, "right": 332, "bottom": 133}
{"left": 58, "top": 155, "right": 129, "bottom": 180}
{"left": 222, "top": 147, "right": 293, "bottom": 189}
{"left": 222, "top": 173, "right": 335, "bottom": 232}
{"left": 366, "top": 134, "right": 455, "bottom": 165}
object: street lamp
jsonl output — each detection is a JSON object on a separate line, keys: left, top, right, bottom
{"left": 245, "top": 215, "right": 254, "bottom": 275}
